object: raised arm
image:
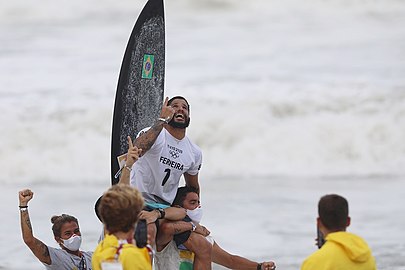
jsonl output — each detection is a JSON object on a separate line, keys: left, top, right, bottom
{"left": 134, "top": 97, "right": 174, "bottom": 153}
{"left": 19, "top": 189, "right": 52, "bottom": 265}
{"left": 119, "top": 136, "right": 142, "bottom": 185}
{"left": 212, "top": 241, "right": 276, "bottom": 270}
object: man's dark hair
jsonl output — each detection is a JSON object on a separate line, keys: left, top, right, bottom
{"left": 168, "top": 96, "right": 190, "bottom": 112}
{"left": 172, "top": 186, "right": 199, "bottom": 207}
{"left": 51, "top": 214, "right": 79, "bottom": 238}
{"left": 318, "top": 194, "right": 349, "bottom": 231}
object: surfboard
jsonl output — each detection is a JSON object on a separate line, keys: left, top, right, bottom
{"left": 110, "top": 0, "right": 165, "bottom": 185}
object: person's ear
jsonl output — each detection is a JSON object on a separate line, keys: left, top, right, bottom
{"left": 55, "top": 236, "right": 62, "bottom": 244}
{"left": 317, "top": 217, "right": 326, "bottom": 233}
{"left": 346, "top": 216, "right": 351, "bottom": 227}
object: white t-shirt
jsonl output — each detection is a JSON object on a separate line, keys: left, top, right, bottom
{"left": 43, "top": 246, "right": 92, "bottom": 270}
{"left": 154, "top": 240, "right": 180, "bottom": 270}
{"left": 130, "top": 128, "right": 202, "bottom": 204}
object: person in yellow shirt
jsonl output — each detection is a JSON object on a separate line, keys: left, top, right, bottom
{"left": 92, "top": 184, "right": 152, "bottom": 270}
{"left": 301, "top": 194, "right": 376, "bottom": 270}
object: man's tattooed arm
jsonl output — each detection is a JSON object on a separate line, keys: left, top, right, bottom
{"left": 134, "top": 120, "right": 165, "bottom": 154}
{"left": 20, "top": 211, "right": 52, "bottom": 265}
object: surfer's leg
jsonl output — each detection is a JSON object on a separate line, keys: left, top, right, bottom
{"left": 156, "top": 220, "right": 175, "bottom": 251}
{"left": 182, "top": 232, "right": 212, "bottom": 270}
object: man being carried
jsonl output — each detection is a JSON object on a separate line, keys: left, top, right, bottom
{"left": 119, "top": 96, "right": 212, "bottom": 270}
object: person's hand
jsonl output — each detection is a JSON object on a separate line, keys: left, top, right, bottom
{"left": 194, "top": 224, "right": 210, "bottom": 237}
{"left": 125, "top": 136, "right": 142, "bottom": 167}
{"left": 139, "top": 210, "right": 159, "bottom": 224}
{"left": 260, "top": 261, "right": 276, "bottom": 270}
{"left": 159, "top": 97, "right": 175, "bottom": 123}
{"left": 19, "top": 189, "right": 34, "bottom": 206}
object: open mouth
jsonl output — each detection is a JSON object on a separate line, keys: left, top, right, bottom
{"left": 174, "top": 113, "right": 185, "bottom": 121}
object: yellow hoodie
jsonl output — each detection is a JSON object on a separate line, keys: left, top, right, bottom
{"left": 92, "top": 234, "right": 151, "bottom": 270}
{"left": 301, "top": 231, "right": 376, "bottom": 270}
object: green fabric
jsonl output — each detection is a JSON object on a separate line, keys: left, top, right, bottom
{"left": 179, "top": 261, "right": 193, "bottom": 270}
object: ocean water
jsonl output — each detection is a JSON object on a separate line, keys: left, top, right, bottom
{"left": 1, "top": 0, "right": 404, "bottom": 269}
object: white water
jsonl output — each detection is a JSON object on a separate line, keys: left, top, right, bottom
{"left": 1, "top": 0, "right": 404, "bottom": 269}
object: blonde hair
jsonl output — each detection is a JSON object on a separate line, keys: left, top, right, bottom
{"left": 98, "top": 185, "right": 144, "bottom": 233}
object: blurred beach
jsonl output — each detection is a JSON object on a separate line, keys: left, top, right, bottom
{"left": 1, "top": 0, "right": 404, "bottom": 269}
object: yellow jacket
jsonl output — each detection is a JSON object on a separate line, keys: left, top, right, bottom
{"left": 301, "top": 231, "right": 376, "bottom": 270}
{"left": 92, "top": 234, "right": 151, "bottom": 270}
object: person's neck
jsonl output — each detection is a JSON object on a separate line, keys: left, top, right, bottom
{"left": 113, "top": 231, "right": 133, "bottom": 242}
{"left": 165, "top": 125, "right": 186, "bottom": 140}
{"left": 323, "top": 228, "right": 346, "bottom": 237}
{"left": 61, "top": 246, "right": 81, "bottom": 257}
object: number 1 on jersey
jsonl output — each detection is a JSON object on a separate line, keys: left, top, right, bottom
{"left": 162, "top": 168, "right": 171, "bottom": 186}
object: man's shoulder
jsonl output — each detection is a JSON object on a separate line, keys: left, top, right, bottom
{"left": 185, "top": 136, "right": 202, "bottom": 152}
{"left": 183, "top": 136, "right": 202, "bottom": 160}
{"left": 46, "top": 246, "right": 65, "bottom": 256}
{"left": 44, "top": 247, "right": 77, "bottom": 268}
{"left": 301, "top": 242, "right": 344, "bottom": 270}
{"left": 137, "top": 126, "right": 152, "bottom": 138}
{"left": 301, "top": 249, "right": 326, "bottom": 270}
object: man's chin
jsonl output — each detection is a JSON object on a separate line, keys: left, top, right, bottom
{"left": 168, "top": 118, "right": 190, "bottom": 128}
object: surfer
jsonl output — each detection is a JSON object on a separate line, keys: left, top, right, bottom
{"left": 119, "top": 96, "right": 212, "bottom": 269}
{"left": 301, "top": 194, "right": 376, "bottom": 270}
{"left": 155, "top": 186, "right": 277, "bottom": 270}
{"left": 18, "top": 189, "right": 93, "bottom": 270}
{"left": 92, "top": 184, "right": 152, "bottom": 270}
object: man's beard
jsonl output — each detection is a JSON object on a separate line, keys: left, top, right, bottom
{"left": 168, "top": 117, "right": 190, "bottom": 128}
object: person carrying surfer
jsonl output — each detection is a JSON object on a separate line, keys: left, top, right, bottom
{"left": 118, "top": 96, "right": 212, "bottom": 270}
{"left": 154, "top": 186, "right": 277, "bottom": 270}
{"left": 18, "top": 189, "right": 93, "bottom": 270}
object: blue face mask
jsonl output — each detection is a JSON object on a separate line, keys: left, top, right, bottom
{"left": 61, "top": 235, "right": 82, "bottom": 251}
{"left": 186, "top": 206, "right": 203, "bottom": 223}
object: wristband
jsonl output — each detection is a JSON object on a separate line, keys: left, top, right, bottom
{"left": 19, "top": 206, "right": 28, "bottom": 212}
{"left": 157, "top": 117, "right": 169, "bottom": 124}
{"left": 19, "top": 206, "right": 28, "bottom": 209}
{"left": 190, "top": 222, "right": 196, "bottom": 232}
{"left": 156, "top": 208, "right": 165, "bottom": 219}
{"left": 124, "top": 165, "right": 132, "bottom": 172}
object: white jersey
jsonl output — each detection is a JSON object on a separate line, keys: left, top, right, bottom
{"left": 130, "top": 128, "right": 202, "bottom": 204}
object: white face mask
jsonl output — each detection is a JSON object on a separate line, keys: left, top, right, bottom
{"left": 186, "top": 206, "right": 203, "bottom": 223}
{"left": 61, "top": 235, "right": 82, "bottom": 251}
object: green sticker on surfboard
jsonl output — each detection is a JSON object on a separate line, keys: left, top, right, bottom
{"left": 142, "top": 54, "right": 155, "bottom": 79}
